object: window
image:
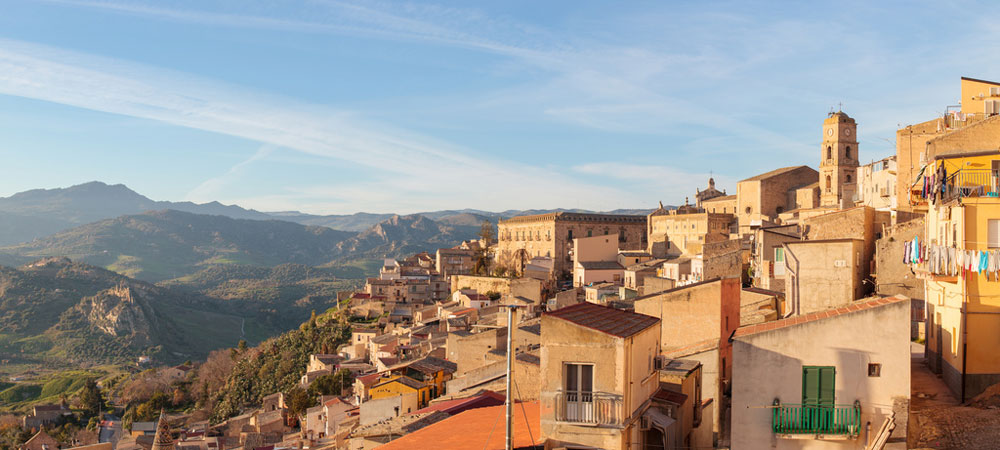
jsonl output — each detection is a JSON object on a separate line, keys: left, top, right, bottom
{"left": 846, "top": 146, "right": 851, "bottom": 159}
{"left": 826, "top": 175, "right": 832, "bottom": 191}
{"left": 802, "top": 366, "right": 836, "bottom": 407}
{"left": 868, "top": 363, "right": 881, "bottom": 377}
{"left": 587, "top": 229, "right": 593, "bottom": 237}
{"left": 745, "top": 206, "right": 751, "bottom": 214}
{"left": 568, "top": 229, "right": 574, "bottom": 240}
{"left": 846, "top": 174, "right": 852, "bottom": 183}
{"left": 619, "top": 228, "right": 627, "bottom": 243}
{"left": 565, "top": 363, "right": 594, "bottom": 422}
{"left": 826, "top": 146, "right": 832, "bottom": 160}
{"left": 989, "top": 220, "right": 1000, "bottom": 248}
{"left": 774, "top": 247, "right": 785, "bottom": 277}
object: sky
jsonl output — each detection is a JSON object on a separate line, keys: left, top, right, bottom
{"left": 0, "top": 1, "right": 998, "bottom": 215}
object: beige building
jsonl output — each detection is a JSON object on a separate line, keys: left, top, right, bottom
{"left": 496, "top": 212, "right": 647, "bottom": 278}
{"left": 647, "top": 210, "right": 734, "bottom": 258}
{"left": 737, "top": 166, "right": 819, "bottom": 234}
{"left": 855, "top": 156, "right": 896, "bottom": 212}
{"left": 750, "top": 225, "right": 800, "bottom": 292}
{"left": 783, "top": 239, "right": 865, "bottom": 317}
{"left": 731, "top": 296, "right": 910, "bottom": 449}
{"left": 702, "top": 194, "right": 738, "bottom": 215}
{"left": 540, "top": 302, "right": 668, "bottom": 450}
{"left": 435, "top": 247, "right": 475, "bottom": 278}
{"left": 695, "top": 177, "right": 728, "bottom": 207}
{"left": 634, "top": 278, "right": 742, "bottom": 445}
{"left": 819, "top": 111, "right": 860, "bottom": 209}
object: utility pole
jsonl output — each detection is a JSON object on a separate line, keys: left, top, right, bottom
{"left": 502, "top": 304, "right": 523, "bottom": 450}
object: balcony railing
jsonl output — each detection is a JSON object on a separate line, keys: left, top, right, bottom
{"left": 554, "top": 391, "right": 623, "bottom": 426}
{"left": 939, "top": 169, "right": 1000, "bottom": 202}
{"left": 772, "top": 403, "right": 861, "bottom": 436}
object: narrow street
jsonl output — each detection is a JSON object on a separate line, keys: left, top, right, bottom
{"left": 909, "top": 343, "right": 1000, "bottom": 449}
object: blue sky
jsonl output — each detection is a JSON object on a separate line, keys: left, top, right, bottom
{"left": 0, "top": 1, "right": 998, "bottom": 214}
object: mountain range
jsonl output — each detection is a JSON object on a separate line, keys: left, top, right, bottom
{"left": 0, "top": 181, "right": 654, "bottom": 245}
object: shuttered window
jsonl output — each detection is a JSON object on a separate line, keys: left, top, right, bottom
{"left": 989, "top": 220, "right": 1000, "bottom": 248}
{"left": 802, "top": 366, "right": 835, "bottom": 406}
{"left": 774, "top": 248, "right": 786, "bottom": 277}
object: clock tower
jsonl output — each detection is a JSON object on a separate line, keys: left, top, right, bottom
{"left": 820, "top": 111, "right": 859, "bottom": 208}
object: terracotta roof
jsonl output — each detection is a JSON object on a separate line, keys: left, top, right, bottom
{"left": 740, "top": 165, "right": 815, "bottom": 182}
{"left": 376, "top": 401, "right": 540, "bottom": 450}
{"left": 373, "top": 375, "right": 425, "bottom": 391}
{"left": 734, "top": 295, "right": 909, "bottom": 338}
{"left": 357, "top": 373, "right": 381, "bottom": 386}
{"left": 411, "top": 391, "right": 506, "bottom": 416}
{"left": 652, "top": 388, "right": 688, "bottom": 406}
{"left": 545, "top": 302, "right": 658, "bottom": 338}
{"left": 662, "top": 338, "right": 718, "bottom": 358}
{"left": 578, "top": 261, "right": 624, "bottom": 270}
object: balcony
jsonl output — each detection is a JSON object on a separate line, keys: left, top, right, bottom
{"left": 772, "top": 403, "right": 861, "bottom": 438}
{"left": 940, "top": 169, "right": 1000, "bottom": 202}
{"left": 554, "top": 391, "right": 623, "bottom": 426}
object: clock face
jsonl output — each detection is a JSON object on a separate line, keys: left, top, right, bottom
{"left": 827, "top": 128, "right": 834, "bottom": 137}
{"left": 845, "top": 129, "right": 852, "bottom": 136}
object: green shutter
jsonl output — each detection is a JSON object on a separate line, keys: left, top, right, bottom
{"left": 802, "top": 366, "right": 835, "bottom": 405}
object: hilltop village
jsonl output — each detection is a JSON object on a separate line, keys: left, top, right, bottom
{"left": 11, "top": 76, "right": 1000, "bottom": 450}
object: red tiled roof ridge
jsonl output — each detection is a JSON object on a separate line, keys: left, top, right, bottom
{"left": 544, "top": 301, "right": 659, "bottom": 338}
{"left": 734, "top": 295, "right": 908, "bottom": 338}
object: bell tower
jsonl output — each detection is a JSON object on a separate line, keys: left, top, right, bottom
{"left": 820, "top": 111, "right": 859, "bottom": 208}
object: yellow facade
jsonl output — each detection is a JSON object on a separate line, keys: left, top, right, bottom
{"left": 923, "top": 151, "right": 1000, "bottom": 401}
{"left": 960, "top": 77, "right": 1000, "bottom": 117}
{"left": 367, "top": 375, "right": 432, "bottom": 407}
{"left": 647, "top": 212, "right": 732, "bottom": 256}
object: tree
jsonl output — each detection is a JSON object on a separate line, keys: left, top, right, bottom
{"left": 285, "top": 387, "right": 314, "bottom": 419}
{"left": 473, "top": 220, "right": 495, "bottom": 276}
{"left": 77, "top": 379, "right": 103, "bottom": 418}
{"left": 307, "top": 370, "right": 354, "bottom": 398}
{"left": 237, "top": 340, "right": 248, "bottom": 352}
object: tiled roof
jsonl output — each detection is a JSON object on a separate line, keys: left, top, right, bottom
{"left": 410, "top": 391, "right": 506, "bottom": 416}
{"left": 393, "top": 356, "right": 458, "bottom": 375}
{"left": 742, "top": 287, "right": 783, "bottom": 297}
{"left": 373, "top": 375, "right": 425, "bottom": 391}
{"left": 545, "top": 302, "right": 658, "bottom": 338}
{"left": 740, "top": 165, "right": 814, "bottom": 182}
{"left": 661, "top": 338, "right": 718, "bottom": 358}
{"left": 578, "top": 261, "right": 624, "bottom": 270}
{"left": 734, "top": 295, "right": 909, "bottom": 338}
{"left": 376, "top": 401, "right": 540, "bottom": 450}
{"left": 652, "top": 388, "right": 688, "bottom": 406}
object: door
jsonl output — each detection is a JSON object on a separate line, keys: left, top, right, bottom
{"left": 802, "top": 366, "right": 835, "bottom": 432}
{"left": 566, "top": 363, "right": 594, "bottom": 422}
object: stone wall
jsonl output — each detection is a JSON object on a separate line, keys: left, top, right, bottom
{"left": 874, "top": 217, "right": 924, "bottom": 301}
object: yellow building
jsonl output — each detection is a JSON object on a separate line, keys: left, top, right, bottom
{"left": 896, "top": 77, "right": 1000, "bottom": 216}
{"left": 368, "top": 375, "right": 432, "bottom": 408}
{"left": 919, "top": 150, "right": 1000, "bottom": 401}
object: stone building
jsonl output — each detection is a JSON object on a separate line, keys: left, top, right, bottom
{"left": 695, "top": 177, "right": 727, "bottom": 208}
{"left": 783, "top": 239, "right": 866, "bottom": 317}
{"left": 496, "top": 212, "right": 647, "bottom": 278}
{"left": 736, "top": 166, "right": 819, "bottom": 235}
{"left": 647, "top": 210, "right": 734, "bottom": 258}
{"left": 702, "top": 194, "right": 737, "bottom": 215}
{"left": 819, "top": 111, "right": 860, "bottom": 208}
{"left": 435, "top": 247, "right": 475, "bottom": 279}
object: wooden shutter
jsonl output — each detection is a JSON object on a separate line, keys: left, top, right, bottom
{"left": 802, "top": 366, "right": 836, "bottom": 405}
{"left": 989, "top": 220, "right": 1000, "bottom": 248}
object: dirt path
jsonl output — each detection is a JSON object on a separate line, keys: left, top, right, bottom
{"left": 909, "top": 343, "right": 1000, "bottom": 449}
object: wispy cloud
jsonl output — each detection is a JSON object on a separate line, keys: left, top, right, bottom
{"left": 0, "top": 38, "right": 655, "bottom": 213}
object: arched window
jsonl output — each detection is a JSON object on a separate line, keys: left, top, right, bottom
{"left": 845, "top": 146, "right": 852, "bottom": 159}
{"left": 745, "top": 206, "right": 751, "bottom": 214}
{"left": 846, "top": 174, "right": 853, "bottom": 183}
{"left": 776, "top": 206, "right": 784, "bottom": 214}
{"left": 826, "top": 175, "right": 832, "bottom": 191}
{"left": 827, "top": 146, "right": 832, "bottom": 160}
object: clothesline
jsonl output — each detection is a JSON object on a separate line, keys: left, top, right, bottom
{"left": 903, "top": 236, "right": 1000, "bottom": 280}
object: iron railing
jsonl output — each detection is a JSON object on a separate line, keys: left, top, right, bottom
{"left": 942, "top": 169, "right": 1000, "bottom": 201}
{"left": 772, "top": 403, "right": 861, "bottom": 436}
{"left": 554, "top": 391, "right": 623, "bottom": 425}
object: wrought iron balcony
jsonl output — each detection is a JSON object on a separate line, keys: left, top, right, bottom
{"left": 939, "top": 169, "right": 1000, "bottom": 202}
{"left": 554, "top": 391, "right": 623, "bottom": 426}
{"left": 772, "top": 403, "right": 861, "bottom": 437}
